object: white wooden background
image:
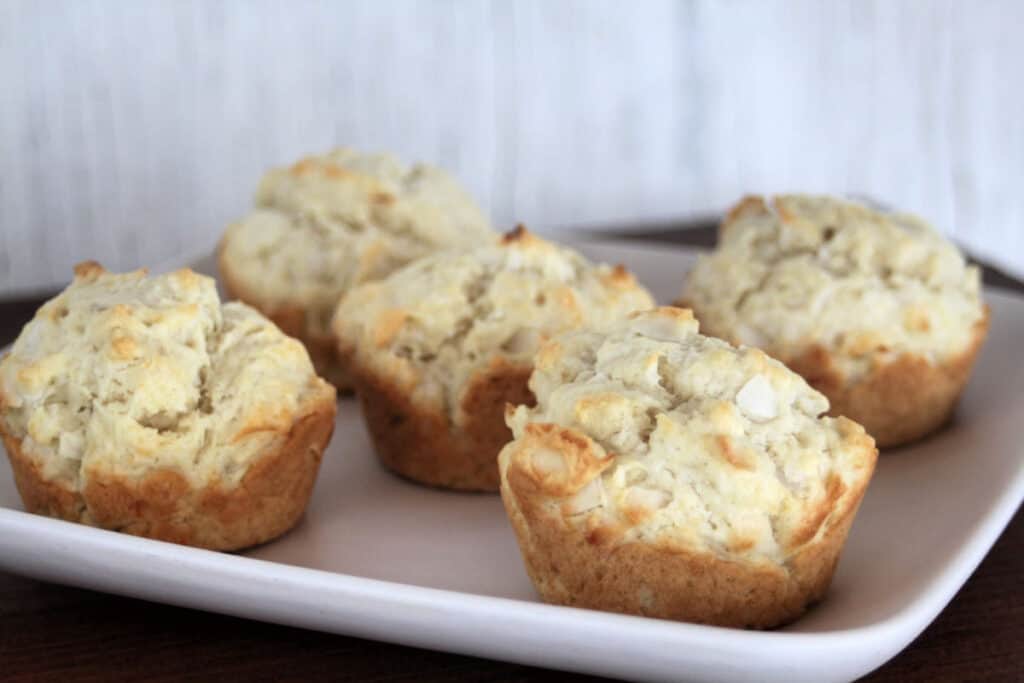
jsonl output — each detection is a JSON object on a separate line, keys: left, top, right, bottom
{"left": 1, "top": 0, "right": 1022, "bottom": 295}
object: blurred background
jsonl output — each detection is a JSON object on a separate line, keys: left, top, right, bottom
{"left": 1, "top": 0, "right": 1021, "bottom": 296}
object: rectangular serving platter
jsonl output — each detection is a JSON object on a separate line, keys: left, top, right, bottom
{"left": 1, "top": 240, "right": 1022, "bottom": 683}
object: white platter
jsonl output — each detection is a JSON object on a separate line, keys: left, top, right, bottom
{"left": 1, "top": 240, "right": 1023, "bottom": 683}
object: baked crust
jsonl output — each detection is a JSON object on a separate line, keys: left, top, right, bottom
{"left": 1, "top": 382, "right": 337, "bottom": 551}
{"left": 353, "top": 356, "right": 535, "bottom": 492}
{"left": 218, "top": 243, "right": 350, "bottom": 390}
{"left": 499, "top": 422, "right": 875, "bottom": 628}
{"left": 764, "top": 307, "right": 988, "bottom": 448}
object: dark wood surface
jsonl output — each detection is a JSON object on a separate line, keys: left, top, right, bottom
{"left": 1, "top": 226, "right": 1021, "bottom": 682}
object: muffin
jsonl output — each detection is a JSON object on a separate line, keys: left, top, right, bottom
{"left": 333, "top": 227, "right": 655, "bottom": 491}
{"left": 498, "top": 307, "right": 877, "bottom": 628}
{"left": 681, "top": 195, "right": 989, "bottom": 447}
{"left": 0, "top": 262, "right": 337, "bottom": 551}
{"left": 219, "top": 148, "right": 495, "bottom": 389}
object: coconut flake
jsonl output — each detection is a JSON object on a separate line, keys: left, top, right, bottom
{"left": 626, "top": 486, "right": 673, "bottom": 512}
{"left": 736, "top": 374, "right": 777, "bottom": 422}
{"left": 565, "top": 477, "right": 605, "bottom": 515}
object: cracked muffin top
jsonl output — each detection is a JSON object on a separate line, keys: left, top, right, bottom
{"left": 0, "top": 262, "right": 334, "bottom": 489}
{"left": 681, "top": 195, "right": 984, "bottom": 379}
{"left": 332, "top": 227, "right": 654, "bottom": 422}
{"left": 501, "top": 307, "right": 877, "bottom": 562}
{"left": 219, "top": 148, "right": 495, "bottom": 335}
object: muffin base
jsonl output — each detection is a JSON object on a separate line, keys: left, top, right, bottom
{"left": 218, "top": 247, "right": 350, "bottom": 391}
{"left": 498, "top": 424, "right": 875, "bottom": 629}
{"left": 786, "top": 309, "right": 989, "bottom": 448}
{"left": 354, "top": 357, "right": 534, "bottom": 492}
{"left": 0, "top": 383, "right": 337, "bottom": 551}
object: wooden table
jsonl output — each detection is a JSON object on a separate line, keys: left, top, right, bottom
{"left": 2, "top": 226, "right": 1021, "bottom": 682}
